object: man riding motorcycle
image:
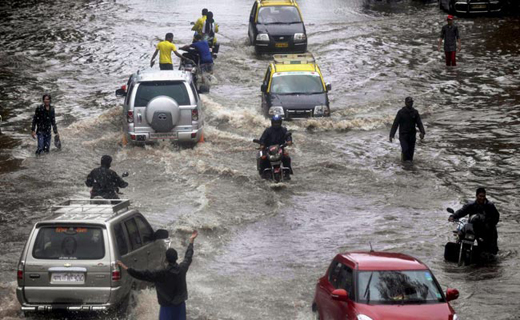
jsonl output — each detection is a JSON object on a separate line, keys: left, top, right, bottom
{"left": 85, "top": 155, "right": 128, "bottom": 200}
{"left": 258, "top": 115, "right": 293, "bottom": 179}
{"left": 448, "top": 187, "right": 500, "bottom": 255}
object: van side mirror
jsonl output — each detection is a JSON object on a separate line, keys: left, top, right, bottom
{"left": 447, "top": 208, "right": 455, "bottom": 214}
{"left": 261, "top": 84, "right": 267, "bottom": 93}
{"left": 326, "top": 83, "right": 332, "bottom": 91}
{"left": 446, "top": 288, "right": 459, "bottom": 302}
{"left": 331, "top": 289, "right": 349, "bottom": 302}
{"left": 115, "top": 85, "right": 127, "bottom": 97}
{"left": 154, "top": 229, "right": 169, "bottom": 240}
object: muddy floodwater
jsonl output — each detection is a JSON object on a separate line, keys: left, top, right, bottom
{"left": 0, "top": 0, "right": 519, "bottom": 319}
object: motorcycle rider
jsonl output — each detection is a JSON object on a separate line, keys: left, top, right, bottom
{"left": 85, "top": 155, "right": 128, "bottom": 200}
{"left": 258, "top": 115, "right": 293, "bottom": 179}
{"left": 448, "top": 187, "right": 500, "bottom": 255}
{"left": 201, "top": 11, "right": 219, "bottom": 54}
{"left": 192, "top": 8, "right": 208, "bottom": 39}
{"left": 180, "top": 34, "right": 213, "bottom": 72}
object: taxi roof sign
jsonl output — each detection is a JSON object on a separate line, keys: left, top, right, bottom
{"left": 273, "top": 53, "right": 315, "bottom": 65}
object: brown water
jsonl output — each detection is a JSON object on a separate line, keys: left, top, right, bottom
{"left": 0, "top": 0, "right": 519, "bottom": 319}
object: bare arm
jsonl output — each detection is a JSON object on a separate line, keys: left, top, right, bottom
{"left": 150, "top": 49, "right": 159, "bottom": 67}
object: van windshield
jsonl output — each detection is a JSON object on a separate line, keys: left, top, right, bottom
{"left": 134, "top": 81, "right": 190, "bottom": 106}
{"left": 33, "top": 226, "right": 105, "bottom": 260}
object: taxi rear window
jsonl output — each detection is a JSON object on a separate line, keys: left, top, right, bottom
{"left": 32, "top": 226, "right": 105, "bottom": 260}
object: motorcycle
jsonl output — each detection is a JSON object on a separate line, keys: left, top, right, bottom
{"left": 444, "top": 207, "right": 482, "bottom": 266}
{"left": 179, "top": 48, "right": 211, "bottom": 93}
{"left": 253, "top": 137, "right": 291, "bottom": 183}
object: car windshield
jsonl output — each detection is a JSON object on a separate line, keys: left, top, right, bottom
{"left": 270, "top": 73, "right": 324, "bottom": 94}
{"left": 135, "top": 81, "right": 190, "bottom": 106}
{"left": 258, "top": 6, "right": 302, "bottom": 24}
{"left": 357, "top": 270, "right": 444, "bottom": 305}
{"left": 32, "top": 226, "right": 105, "bottom": 260}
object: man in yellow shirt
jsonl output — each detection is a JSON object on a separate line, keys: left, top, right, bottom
{"left": 191, "top": 8, "right": 208, "bottom": 38}
{"left": 150, "top": 33, "right": 185, "bottom": 70}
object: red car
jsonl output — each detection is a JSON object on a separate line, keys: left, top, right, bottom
{"left": 312, "top": 252, "right": 459, "bottom": 320}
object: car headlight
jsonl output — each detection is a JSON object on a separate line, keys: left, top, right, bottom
{"left": 294, "top": 33, "right": 306, "bottom": 41}
{"left": 357, "top": 315, "right": 373, "bottom": 320}
{"left": 314, "top": 105, "right": 328, "bottom": 116}
{"left": 269, "top": 106, "right": 284, "bottom": 115}
{"left": 256, "top": 33, "right": 269, "bottom": 42}
{"left": 453, "top": 314, "right": 458, "bottom": 320}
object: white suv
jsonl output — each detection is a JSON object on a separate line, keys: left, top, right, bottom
{"left": 116, "top": 69, "right": 204, "bottom": 146}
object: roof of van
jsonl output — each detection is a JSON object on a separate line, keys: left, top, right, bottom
{"left": 37, "top": 199, "right": 133, "bottom": 225}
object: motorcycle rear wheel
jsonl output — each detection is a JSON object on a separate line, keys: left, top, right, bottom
{"left": 274, "top": 171, "right": 281, "bottom": 183}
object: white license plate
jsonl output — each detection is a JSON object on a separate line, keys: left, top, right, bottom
{"left": 150, "top": 132, "right": 177, "bottom": 139}
{"left": 51, "top": 272, "right": 85, "bottom": 283}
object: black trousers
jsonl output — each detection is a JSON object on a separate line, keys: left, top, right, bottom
{"left": 399, "top": 134, "right": 416, "bottom": 161}
{"left": 159, "top": 63, "right": 173, "bottom": 70}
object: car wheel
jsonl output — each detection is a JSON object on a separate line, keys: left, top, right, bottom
{"left": 199, "top": 84, "right": 210, "bottom": 93}
{"left": 449, "top": 0, "right": 455, "bottom": 13}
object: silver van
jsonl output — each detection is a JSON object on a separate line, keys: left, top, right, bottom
{"left": 115, "top": 69, "right": 205, "bottom": 146}
{"left": 16, "top": 199, "right": 169, "bottom": 315}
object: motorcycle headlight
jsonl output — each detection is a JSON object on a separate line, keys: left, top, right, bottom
{"left": 357, "top": 315, "right": 374, "bottom": 320}
{"left": 269, "top": 154, "right": 281, "bottom": 161}
{"left": 466, "top": 233, "right": 475, "bottom": 240}
{"left": 294, "top": 33, "right": 306, "bottom": 41}
{"left": 314, "top": 105, "right": 328, "bottom": 116}
{"left": 269, "top": 106, "right": 284, "bottom": 116}
{"left": 256, "top": 33, "right": 269, "bottom": 42}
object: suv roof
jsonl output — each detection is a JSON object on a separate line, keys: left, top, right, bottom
{"left": 339, "top": 252, "right": 429, "bottom": 271}
{"left": 38, "top": 199, "right": 133, "bottom": 225}
{"left": 257, "top": 0, "right": 298, "bottom": 7}
{"left": 133, "top": 69, "right": 193, "bottom": 83}
{"left": 272, "top": 53, "right": 318, "bottom": 73}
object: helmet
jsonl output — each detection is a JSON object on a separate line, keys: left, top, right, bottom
{"left": 271, "top": 115, "right": 282, "bottom": 128}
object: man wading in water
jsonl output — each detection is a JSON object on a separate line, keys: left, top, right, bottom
{"left": 389, "top": 97, "right": 426, "bottom": 162}
{"left": 31, "top": 94, "right": 59, "bottom": 155}
{"left": 117, "top": 231, "right": 198, "bottom": 320}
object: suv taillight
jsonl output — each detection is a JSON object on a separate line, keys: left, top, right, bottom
{"left": 111, "top": 262, "right": 121, "bottom": 281}
{"left": 127, "top": 110, "right": 134, "bottom": 123}
{"left": 191, "top": 109, "right": 199, "bottom": 121}
{"left": 17, "top": 261, "right": 24, "bottom": 280}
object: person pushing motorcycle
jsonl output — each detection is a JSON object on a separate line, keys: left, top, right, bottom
{"left": 448, "top": 187, "right": 500, "bottom": 255}
{"left": 258, "top": 115, "right": 293, "bottom": 179}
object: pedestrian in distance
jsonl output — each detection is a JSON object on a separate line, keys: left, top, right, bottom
{"left": 85, "top": 155, "right": 128, "bottom": 200}
{"left": 150, "top": 33, "right": 187, "bottom": 70}
{"left": 438, "top": 15, "right": 461, "bottom": 67}
{"left": 117, "top": 230, "right": 198, "bottom": 320}
{"left": 31, "top": 94, "right": 59, "bottom": 155}
{"left": 389, "top": 97, "right": 426, "bottom": 162}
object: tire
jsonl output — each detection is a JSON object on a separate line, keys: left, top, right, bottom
{"left": 449, "top": 0, "right": 456, "bottom": 14}
{"left": 274, "top": 171, "right": 281, "bottom": 183}
{"left": 199, "top": 85, "right": 210, "bottom": 93}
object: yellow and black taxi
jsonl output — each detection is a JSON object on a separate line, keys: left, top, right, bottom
{"left": 261, "top": 53, "right": 331, "bottom": 119}
{"left": 248, "top": 0, "right": 307, "bottom": 54}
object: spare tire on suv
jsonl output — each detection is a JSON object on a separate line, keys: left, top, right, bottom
{"left": 145, "top": 96, "right": 180, "bottom": 132}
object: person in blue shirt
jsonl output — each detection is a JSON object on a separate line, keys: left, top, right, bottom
{"left": 180, "top": 34, "right": 213, "bottom": 72}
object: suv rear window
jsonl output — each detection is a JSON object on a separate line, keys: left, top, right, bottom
{"left": 134, "top": 81, "right": 191, "bottom": 107}
{"left": 32, "top": 226, "right": 105, "bottom": 260}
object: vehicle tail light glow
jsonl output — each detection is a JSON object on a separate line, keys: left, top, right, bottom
{"left": 127, "top": 110, "right": 134, "bottom": 123}
{"left": 121, "top": 85, "right": 127, "bottom": 92}
{"left": 17, "top": 261, "right": 24, "bottom": 280}
{"left": 111, "top": 262, "right": 121, "bottom": 281}
{"left": 130, "top": 134, "right": 136, "bottom": 141}
{"left": 191, "top": 109, "right": 199, "bottom": 121}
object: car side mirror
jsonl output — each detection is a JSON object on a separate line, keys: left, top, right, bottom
{"left": 154, "top": 229, "right": 169, "bottom": 240}
{"left": 447, "top": 208, "right": 455, "bottom": 214}
{"left": 331, "top": 289, "right": 349, "bottom": 302}
{"left": 115, "top": 85, "right": 127, "bottom": 97}
{"left": 261, "top": 84, "right": 267, "bottom": 93}
{"left": 326, "top": 83, "right": 332, "bottom": 91}
{"left": 445, "top": 288, "right": 459, "bottom": 302}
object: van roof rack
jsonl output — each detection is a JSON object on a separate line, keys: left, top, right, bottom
{"left": 273, "top": 53, "right": 315, "bottom": 65}
{"left": 51, "top": 199, "right": 131, "bottom": 215}
{"left": 259, "top": 0, "right": 296, "bottom": 4}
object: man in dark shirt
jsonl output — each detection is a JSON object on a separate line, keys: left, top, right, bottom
{"left": 258, "top": 115, "right": 293, "bottom": 178}
{"left": 180, "top": 34, "right": 214, "bottom": 72}
{"left": 31, "top": 94, "right": 59, "bottom": 155}
{"left": 448, "top": 188, "right": 499, "bottom": 254}
{"left": 117, "top": 231, "right": 198, "bottom": 320}
{"left": 85, "top": 155, "right": 128, "bottom": 199}
{"left": 389, "top": 97, "right": 426, "bottom": 162}
{"left": 438, "top": 15, "right": 461, "bottom": 66}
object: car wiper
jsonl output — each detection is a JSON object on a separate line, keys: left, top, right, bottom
{"left": 363, "top": 272, "right": 374, "bottom": 304}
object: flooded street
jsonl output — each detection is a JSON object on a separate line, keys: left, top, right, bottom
{"left": 1, "top": 0, "right": 519, "bottom": 319}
